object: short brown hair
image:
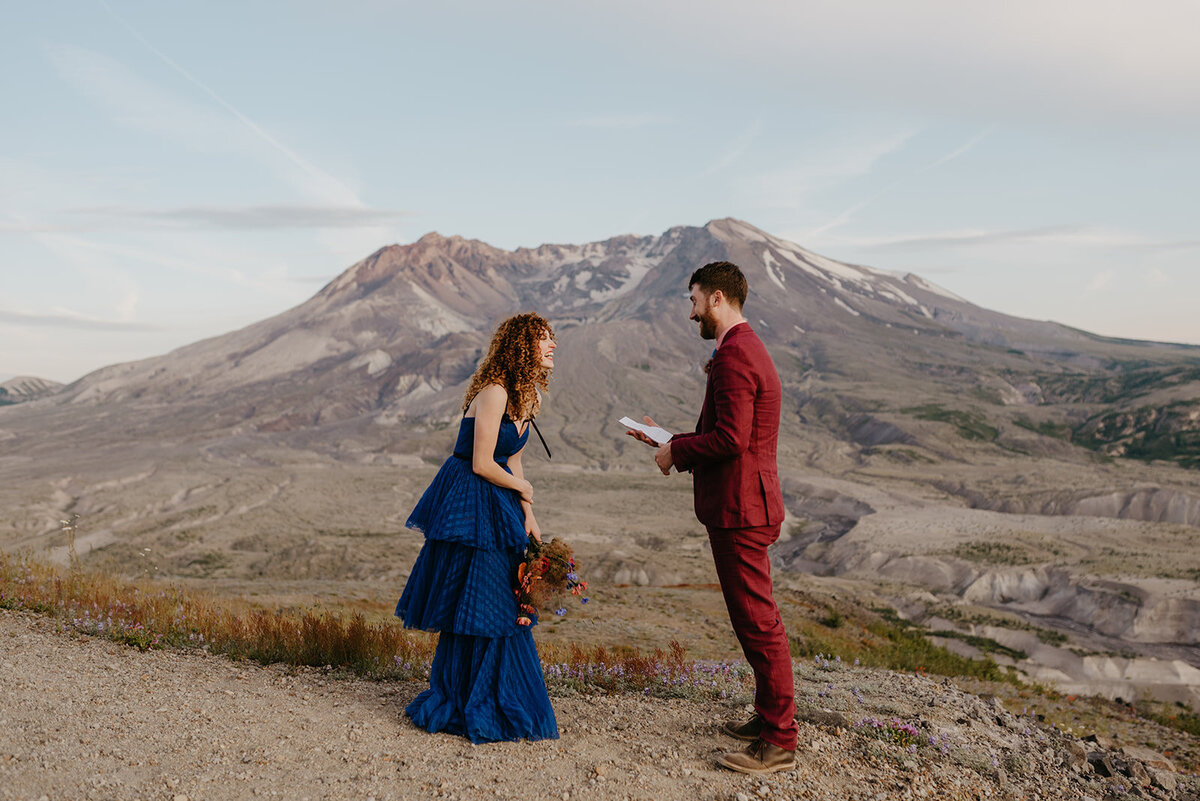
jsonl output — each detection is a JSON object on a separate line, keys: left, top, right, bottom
{"left": 689, "top": 261, "right": 747, "bottom": 309}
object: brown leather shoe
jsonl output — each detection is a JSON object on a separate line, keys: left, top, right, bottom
{"left": 721, "top": 712, "right": 765, "bottom": 741}
{"left": 717, "top": 738, "right": 796, "bottom": 775}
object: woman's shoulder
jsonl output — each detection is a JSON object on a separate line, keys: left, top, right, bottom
{"left": 475, "top": 383, "right": 508, "bottom": 400}
{"left": 466, "top": 383, "right": 509, "bottom": 417}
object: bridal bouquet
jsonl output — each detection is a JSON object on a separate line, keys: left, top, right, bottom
{"left": 515, "top": 537, "right": 588, "bottom": 626}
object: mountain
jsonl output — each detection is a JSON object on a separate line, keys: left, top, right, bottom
{"left": 20, "top": 218, "right": 1199, "bottom": 460}
{"left": 2, "top": 218, "right": 1199, "bottom": 709}
{"left": 0, "top": 376, "right": 63, "bottom": 405}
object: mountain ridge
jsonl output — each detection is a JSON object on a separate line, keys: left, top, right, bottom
{"left": 3, "top": 218, "right": 1200, "bottom": 711}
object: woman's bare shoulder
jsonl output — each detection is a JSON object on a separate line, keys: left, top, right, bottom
{"left": 465, "top": 383, "right": 508, "bottom": 418}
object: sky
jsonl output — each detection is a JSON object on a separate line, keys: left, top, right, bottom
{"left": 3, "top": 0, "right": 1199, "bottom": 383}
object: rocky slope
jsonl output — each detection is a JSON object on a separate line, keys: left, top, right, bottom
{"left": 3, "top": 609, "right": 1198, "bottom": 801}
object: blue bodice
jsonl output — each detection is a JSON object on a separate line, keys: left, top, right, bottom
{"left": 451, "top": 415, "right": 530, "bottom": 465}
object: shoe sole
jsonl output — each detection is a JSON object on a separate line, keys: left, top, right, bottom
{"left": 715, "top": 755, "right": 796, "bottom": 775}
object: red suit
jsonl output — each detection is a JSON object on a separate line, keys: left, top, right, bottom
{"left": 670, "top": 322, "right": 797, "bottom": 751}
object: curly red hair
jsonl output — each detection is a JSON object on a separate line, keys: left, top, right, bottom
{"left": 462, "top": 312, "right": 553, "bottom": 420}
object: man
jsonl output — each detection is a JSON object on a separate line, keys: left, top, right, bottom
{"left": 628, "top": 260, "right": 797, "bottom": 774}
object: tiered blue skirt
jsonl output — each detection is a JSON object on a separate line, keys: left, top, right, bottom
{"left": 396, "top": 455, "right": 558, "bottom": 743}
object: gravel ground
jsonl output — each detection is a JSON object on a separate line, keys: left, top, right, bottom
{"left": 1, "top": 610, "right": 1195, "bottom": 801}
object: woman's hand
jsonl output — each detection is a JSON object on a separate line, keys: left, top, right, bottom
{"left": 525, "top": 510, "right": 542, "bottom": 543}
{"left": 514, "top": 478, "right": 534, "bottom": 505}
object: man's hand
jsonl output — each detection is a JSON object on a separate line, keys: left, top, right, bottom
{"left": 654, "top": 442, "right": 674, "bottom": 476}
{"left": 626, "top": 415, "right": 664, "bottom": 447}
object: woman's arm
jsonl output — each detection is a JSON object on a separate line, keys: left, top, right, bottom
{"left": 470, "top": 384, "right": 534, "bottom": 504}
{"left": 508, "top": 445, "right": 541, "bottom": 542}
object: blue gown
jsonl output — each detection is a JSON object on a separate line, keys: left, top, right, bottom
{"left": 396, "top": 414, "right": 559, "bottom": 743}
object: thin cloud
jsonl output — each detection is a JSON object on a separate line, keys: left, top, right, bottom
{"left": 806, "top": 128, "right": 992, "bottom": 238}
{"left": 700, "top": 119, "right": 763, "bottom": 177}
{"left": 927, "top": 128, "right": 992, "bottom": 169}
{"left": 0, "top": 308, "right": 161, "bottom": 332}
{"left": 752, "top": 129, "right": 918, "bottom": 211}
{"left": 842, "top": 226, "right": 1200, "bottom": 252}
{"left": 1086, "top": 270, "right": 1116, "bottom": 293}
{"left": 59, "top": 205, "right": 412, "bottom": 231}
{"left": 582, "top": 1, "right": 1200, "bottom": 133}
{"left": 567, "top": 113, "right": 672, "bottom": 129}
{"left": 97, "top": 0, "right": 364, "bottom": 208}
{"left": 1147, "top": 268, "right": 1172, "bottom": 287}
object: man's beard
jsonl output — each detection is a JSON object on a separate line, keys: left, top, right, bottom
{"left": 697, "top": 311, "right": 718, "bottom": 340}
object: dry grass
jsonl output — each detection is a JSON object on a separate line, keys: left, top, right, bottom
{"left": 0, "top": 551, "right": 747, "bottom": 699}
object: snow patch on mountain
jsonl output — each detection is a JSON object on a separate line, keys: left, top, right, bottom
{"left": 875, "top": 284, "right": 920, "bottom": 307}
{"left": 761, "top": 250, "right": 786, "bottom": 290}
{"left": 726, "top": 219, "right": 768, "bottom": 243}
{"left": 589, "top": 253, "right": 657, "bottom": 303}
{"left": 349, "top": 350, "right": 393, "bottom": 376}
{"left": 409, "top": 284, "right": 474, "bottom": 336}
{"left": 834, "top": 297, "right": 861, "bottom": 317}
{"left": 905, "top": 274, "right": 968, "bottom": 303}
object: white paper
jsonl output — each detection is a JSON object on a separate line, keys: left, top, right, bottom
{"left": 618, "top": 416, "right": 672, "bottom": 445}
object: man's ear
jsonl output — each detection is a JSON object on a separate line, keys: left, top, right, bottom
{"left": 710, "top": 289, "right": 725, "bottom": 307}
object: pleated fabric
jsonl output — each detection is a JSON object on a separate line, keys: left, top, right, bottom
{"left": 405, "top": 629, "right": 558, "bottom": 743}
{"left": 396, "top": 415, "right": 559, "bottom": 743}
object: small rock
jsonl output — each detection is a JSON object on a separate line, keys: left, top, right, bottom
{"left": 1063, "top": 740, "right": 1088, "bottom": 771}
{"left": 1149, "top": 769, "right": 1177, "bottom": 793}
{"left": 1086, "top": 753, "right": 1116, "bottom": 778}
{"left": 173, "top": 796, "right": 189, "bottom": 801}
{"left": 1126, "top": 759, "right": 1150, "bottom": 786}
{"left": 593, "top": 764, "right": 606, "bottom": 777}
{"left": 1121, "top": 746, "right": 1175, "bottom": 773}
{"left": 735, "top": 793, "right": 750, "bottom": 801}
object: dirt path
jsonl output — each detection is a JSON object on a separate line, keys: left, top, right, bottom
{"left": 0, "top": 610, "right": 1183, "bottom": 801}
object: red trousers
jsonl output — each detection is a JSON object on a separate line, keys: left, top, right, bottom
{"left": 707, "top": 523, "right": 798, "bottom": 750}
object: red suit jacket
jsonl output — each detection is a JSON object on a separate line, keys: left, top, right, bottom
{"left": 669, "top": 323, "right": 786, "bottom": 529}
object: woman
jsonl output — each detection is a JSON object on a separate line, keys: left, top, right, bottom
{"left": 396, "top": 312, "right": 559, "bottom": 743}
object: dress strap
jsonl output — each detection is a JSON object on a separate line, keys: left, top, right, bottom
{"left": 528, "top": 418, "right": 552, "bottom": 460}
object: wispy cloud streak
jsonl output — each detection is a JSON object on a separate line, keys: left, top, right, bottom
{"left": 98, "top": 0, "right": 365, "bottom": 208}
{"left": 701, "top": 119, "right": 763, "bottom": 176}
{"left": 0, "top": 308, "right": 161, "bottom": 332}
{"left": 840, "top": 225, "right": 1200, "bottom": 252}
{"left": 927, "top": 128, "right": 992, "bottom": 169}
{"left": 806, "top": 128, "right": 991, "bottom": 238}
{"left": 0, "top": 205, "right": 412, "bottom": 232}
{"left": 568, "top": 113, "right": 671, "bottom": 129}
